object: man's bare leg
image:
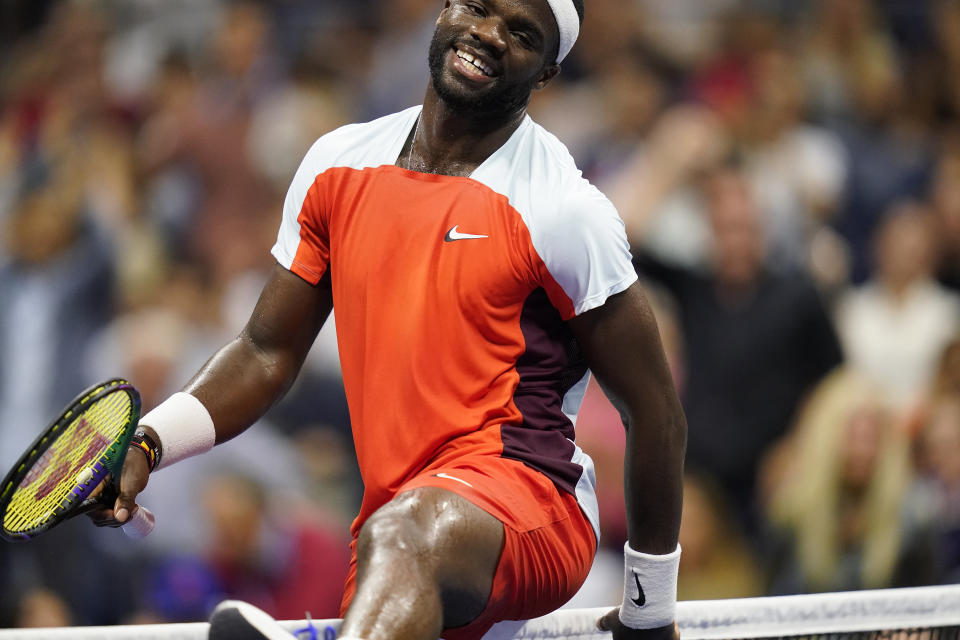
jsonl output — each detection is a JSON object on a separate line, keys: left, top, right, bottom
{"left": 340, "top": 487, "right": 505, "bottom": 640}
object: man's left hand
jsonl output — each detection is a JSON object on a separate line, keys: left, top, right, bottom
{"left": 597, "top": 607, "right": 678, "bottom": 640}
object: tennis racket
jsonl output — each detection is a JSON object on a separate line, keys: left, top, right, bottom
{"left": 0, "top": 378, "right": 155, "bottom": 542}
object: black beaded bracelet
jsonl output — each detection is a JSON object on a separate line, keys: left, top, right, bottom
{"left": 130, "top": 429, "right": 162, "bottom": 472}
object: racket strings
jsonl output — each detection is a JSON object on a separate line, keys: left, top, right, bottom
{"left": 3, "top": 391, "right": 133, "bottom": 533}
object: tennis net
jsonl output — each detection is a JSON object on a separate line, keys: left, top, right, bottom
{"left": 0, "top": 584, "right": 957, "bottom": 639}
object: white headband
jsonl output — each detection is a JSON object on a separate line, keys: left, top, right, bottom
{"left": 545, "top": 0, "right": 580, "bottom": 63}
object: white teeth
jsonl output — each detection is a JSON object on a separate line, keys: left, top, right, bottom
{"left": 456, "top": 49, "right": 493, "bottom": 76}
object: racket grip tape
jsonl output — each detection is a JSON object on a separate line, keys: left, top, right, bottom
{"left": 123, "top": 505, "right": 155, "bottom": 539}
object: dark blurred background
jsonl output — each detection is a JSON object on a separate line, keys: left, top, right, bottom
{"left": 2, "top": 0, "right": 960, "bottom": 628}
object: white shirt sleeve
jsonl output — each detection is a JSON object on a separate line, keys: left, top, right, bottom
{"left": 270, "top": 137, "right": 332, "bottom": 283}
{"left": 532, "top": 183, "right": 638, "bottom": 317}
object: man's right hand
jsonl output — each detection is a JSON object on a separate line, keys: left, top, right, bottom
{"left": 84, "top": 440, "right": 151, "bottom": 528}
{"left": 597, "top": 607, "right": 679, "bottom": 640}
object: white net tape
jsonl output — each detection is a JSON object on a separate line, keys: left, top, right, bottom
{"left": 1, "top": 585, "right": 959, "bottom": 639}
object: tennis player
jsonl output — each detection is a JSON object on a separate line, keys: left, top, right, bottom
{"left": 93, "top": 1, "right": 687, "bottom": 639}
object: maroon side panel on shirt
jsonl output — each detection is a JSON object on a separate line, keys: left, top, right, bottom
{"left": 502, "top": 288, "right": 588, "bottom": 495}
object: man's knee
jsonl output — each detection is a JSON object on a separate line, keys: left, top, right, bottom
{"left": 357, "top": 488, "right": 503, "bottom": 583}
{"left": 355, "top": 487, "right": 504, "bottom": 626}
{"left": 357, "top": 488, "right": 499, "bottom": 565}
{"left": 356, "top": 490, "right": 437, "bottom": 563}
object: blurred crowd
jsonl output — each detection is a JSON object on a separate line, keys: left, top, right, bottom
{"left": 2, "top": 0, "right": 960, "bottom": 629}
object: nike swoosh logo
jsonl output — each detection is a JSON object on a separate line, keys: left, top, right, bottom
{"left": 631, "top": 572, "right": 646, "bottom": 607}
{"left": 444, "top": 225, "right": 489, "bottom": 242}
{"left": 433, "top": 472, "right": 473, "bottom": 488}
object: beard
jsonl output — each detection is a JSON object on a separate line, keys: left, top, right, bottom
{"left": 427, "top": 27, "right": 537, "bottom": 121}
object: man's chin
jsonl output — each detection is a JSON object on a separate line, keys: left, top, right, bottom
{"left": 434, "top": 78, "right": 498, "bottom": 115}
{"left": 433, "top": 75, "right": 531, "bottom": 120}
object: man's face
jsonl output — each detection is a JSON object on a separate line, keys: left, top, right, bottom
{"left": 706, "top": 170, "right": 765, "bottom": 287}
{"left": 428, "top": 0, "right": 560, "bottom": 120}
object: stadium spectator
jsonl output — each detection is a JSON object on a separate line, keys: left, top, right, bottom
{"left": 633, "top": 163, "right": 843, "bottom": 535}
{"left": 765, "top": 370, "right": 938, "bottom": 593}
{"left": 836, "top": 201, "right": 960, "bottom": 408}
{"left": 825, "top": 21, "right": 936, "bottom": 283}
{"left": 200, "top": 472, "right": 350, "bottom": 620}
{"left": 738, "top": 44, "right": 849, "bottom": 285}
{"left": 676, "top": 472, "right": 763, "bottom": 601}
{"left": 605, "top": 103, "right": 730, "bottom": 268}
{"left": 915, "top": 392, "right": 960, "bottom": 583}
{"left": 796, "top": 0, "right": 899, "bottom": 127}
{"left": 931, "top": 137, "right": 960, "bottom": 292}
{"left": 0, "top": 160, "right": 115, "bottom": 472}
{"left": 10, "top": 588, "right": 72, "bottom": 628}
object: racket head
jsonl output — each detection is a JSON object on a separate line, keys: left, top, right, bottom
{"left": 0, "top": 378, "right": 141, "bottom": 542}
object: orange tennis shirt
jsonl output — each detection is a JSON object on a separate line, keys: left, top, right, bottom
{"left": 271, "top": 106, "right": 637, "bottom": 540}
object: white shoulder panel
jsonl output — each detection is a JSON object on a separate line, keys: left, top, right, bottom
{"left": 271, "top": 107, "right": 420, "bottom": 270}
{"left": 472, "top": 117, "right": 637, "bottom": 316}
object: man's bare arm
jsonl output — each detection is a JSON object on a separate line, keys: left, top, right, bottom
{"left": 103, "top": 263, "right": 332, "bottom": 523}
{"left": 568, "top": 282, "right": 685, "bottom": 639}
{"left": 568, "top": 281, "right": 685, "bottom": 552}
{"left": 183, "top": 263, "right": 334, "bottom": 444}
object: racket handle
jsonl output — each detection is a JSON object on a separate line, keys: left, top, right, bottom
{"left": 123, "top": 505, "right": 155, "bottom": 539}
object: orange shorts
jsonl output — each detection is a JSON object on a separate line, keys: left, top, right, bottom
{"left": 339, "top": 454, "right": 597, "bottom": 640}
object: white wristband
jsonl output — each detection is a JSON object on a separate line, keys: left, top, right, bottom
{"left": 140, "top": 392, "right": 216, "bottom": 470}
{"left": 619, "top": 542, "right": 681, "bottom": 630}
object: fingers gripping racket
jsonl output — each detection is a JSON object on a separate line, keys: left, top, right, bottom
{"left": 0, "top": 378, "right": 155, "bottom": 542}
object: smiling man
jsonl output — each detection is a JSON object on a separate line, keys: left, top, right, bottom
{"left": 95, "top": 2, "right": 687, "bottom": 639}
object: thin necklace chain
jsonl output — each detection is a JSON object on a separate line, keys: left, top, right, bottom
{"left": 407, "top": 114, "right": 421, "bottom": 171}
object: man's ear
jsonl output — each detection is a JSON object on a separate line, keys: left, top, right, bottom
{"left": 534, "top": 64, "right": 561, "bottom": 91}
{"left": 438, "top": 0, "right": 452, "bottom": 25}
